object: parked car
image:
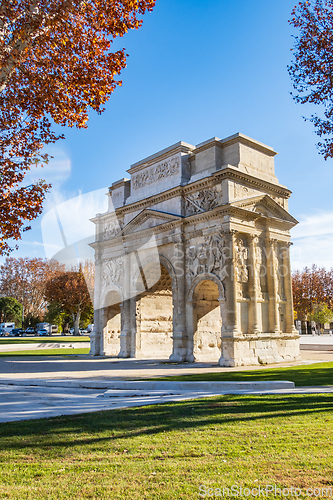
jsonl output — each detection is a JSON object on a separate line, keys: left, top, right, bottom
{"left": 9, "top": 328, "right": 25, "bottom": 337}
{"left": 38, "top": 329, "right": 49, "bottom": 336}
{"left": 79, "top": 328, "right": 88, "bottom": 334}
{"left": 24, "top": 327, "right": 35, "bottom": 335}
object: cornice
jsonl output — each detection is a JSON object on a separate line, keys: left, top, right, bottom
{"left": 213, "top": 166, "right": 291, "bottom": 197}
{"left": 219, "top": 133, "right": 277, "bottom": 157}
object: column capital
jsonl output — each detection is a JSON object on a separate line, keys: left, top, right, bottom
{"left": 221, "top": 229, "right": 238, "bottom": 239}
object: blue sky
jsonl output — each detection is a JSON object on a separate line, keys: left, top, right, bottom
{"left": 7, "top": 0, "right": 333, "bottom": 270}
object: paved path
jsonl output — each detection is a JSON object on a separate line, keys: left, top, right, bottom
{"left": 1, "top": 380, "right": 333, "bottom": 423}
{"left": 0, "top": 350, "right": 332, "bottom": 382}
{"left": 0, "top": 350, "right": 332, "bottom": 423}
{"left": 300, "top": 334, "right": 333, "bottom": 351}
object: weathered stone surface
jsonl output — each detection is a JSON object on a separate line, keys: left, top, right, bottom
{"left": 90, "top": 133, "right": 300, "bottom": 366}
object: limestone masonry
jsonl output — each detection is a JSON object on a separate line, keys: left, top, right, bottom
{"left": 90, "top": 133, "right": 301, "bottom": 366}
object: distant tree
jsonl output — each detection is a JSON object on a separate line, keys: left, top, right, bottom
{"left": 0, "top": 0, "right": 155, "bottom": 254}
{"left": 289, "top": 0, "right": 333, "bottom": 159}
{"left": 45, "top": 267, "right": 93, "bottom": 335}
{"left": 292, "top": 264, "right": 333, "bottom": 319}
{"left": 0, "top": 257, "right": 65, "bottom": 319}
{"left": 308, "top": 302, "right": 333, "bottom": 326}
{"left": 81, "top": 259, "right": 95, "bottom": 303}
{"left": 44, "top": 302, "right": 66, "bottom": 334}
{"left": 0, "top": 296, "right": 22, "bottom": 324}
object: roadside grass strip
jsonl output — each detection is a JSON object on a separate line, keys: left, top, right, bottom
{"left": 0, "top": 394, "right": 332, "bottom": 499}
{"left": 0, "top": 349, "right": 90, "bottom": 357}
{"left": 0, "top": 337, "right": 89, "bottom": 344}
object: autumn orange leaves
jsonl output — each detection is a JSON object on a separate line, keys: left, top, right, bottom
{"left": 0, "top": 0, "right": 155, "bottom": 254}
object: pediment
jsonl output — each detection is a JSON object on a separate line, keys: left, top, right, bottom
{"left": 120, "top": 209, "right": 183, "bottom": 236}
{"left": 231, "top": 195, "right": 298, "bottom": 224}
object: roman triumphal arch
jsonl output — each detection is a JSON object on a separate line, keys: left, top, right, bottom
{"left": 90, "top": 133, "right": 300, "bottom": 366}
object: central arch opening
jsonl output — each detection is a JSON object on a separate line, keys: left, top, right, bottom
{"left": 136, "top": 264, "right": 173, "bottom": 359}
{"left": 193, "top": 279, "right": 221, "bottom": 362}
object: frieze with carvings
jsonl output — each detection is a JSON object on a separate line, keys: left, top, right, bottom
{"left": 185, "top": 185, "right": 221, "bottom": 215}
{"left": 132, "top": 156, "right": 180, "bottom": 190}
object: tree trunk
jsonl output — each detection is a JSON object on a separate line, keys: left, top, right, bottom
{"left": 72, "top": 309, "right": 81, "bottom": 336}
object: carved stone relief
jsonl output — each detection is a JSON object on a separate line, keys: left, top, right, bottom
{"left": 102, "top": 218, "right": 123, "bottom": 241}
{"left": 275, "top": 243, "right": 286, "bottom": 301}
{"left": 234, "top": 238, "right": 248, "bottom": 283}
{"left": 185, "top": 185, "right": 221, "bottom": 215}
{"left": 234, "top": 184, "right": 258, "bottom": 200}
{"left": 254, "top": 238, "right": 268, "bottom": 300}
{"left": 186, "top": 234, "right": 226, "bottom": 285}
{"left": 234, "top": 238, "right": 249, "bottom": 300}
{"left": 132, "top": 156, "right": 180, "bottom": 190}
{"left": 101, "top": 256, "right": 124, "bottom": 292}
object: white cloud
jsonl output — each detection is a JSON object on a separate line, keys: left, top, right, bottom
{"left": 41, "top": 187, "right": 109, "bottom": 261}
{"left": 291, "top": 210, "right": 333, "bottom": 270}
{"left": 24, "top": 145, "right": 71, "bottom": 188}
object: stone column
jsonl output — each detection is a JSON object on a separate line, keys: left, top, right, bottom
{"left": 282, "top": 242, "right": 298, "bottom": 334}
{"left": 218, "top": 230, "right": 239, "bottom": 367}
{"left": 266, "top": 238, "right": 280, "bottom": 333}
{"left": 170, "top": 284, "right": 188, "bottom": 362}
{"left": 119, "top": 300, "right": 131, "bottom": 357}
{"left": 129, "top": 296, "right": 138, "bottom": 357}
{"left": 223, "top": 230, "right": 240, "bottom": 335}
{"left": 248, "top": 235, "right": 260, "bottom": 334}
{"left": 89, "top": 308, "right": 102, "bottom": 355}
{"left": 170, "top": 241, "right": 188, "bottom": 363}
{"left": 185, "top": 300, "right": 196, "bottom": 363}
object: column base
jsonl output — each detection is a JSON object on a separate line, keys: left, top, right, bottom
{"left": 119, "top": 331, "right": 131, "bottom": 358}
{"left": 89, "top": 332, "right": 101, "bottom": 356}
{"left": 185, "top": 353, "right": 195, "bottom": 363}
{"left": 169, "top": 351, "right": 187, "bottom": 363}
{"left": 218, "top": 356, "right": 235, "bottom": 367}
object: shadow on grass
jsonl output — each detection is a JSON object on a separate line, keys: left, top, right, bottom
{"left": 151, "top": 362, "right": 333, "bottom": 387}
{"left": 0, "top": 393, "right": 332, "bottom": 452}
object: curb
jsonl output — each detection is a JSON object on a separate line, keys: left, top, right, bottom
{"left": 0, "top": 379, "right": 295, "bottom": 391}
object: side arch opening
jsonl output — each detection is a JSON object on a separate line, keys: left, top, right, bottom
{"left": 102, "top": 290, "right": 121, "bottom": 356}
{"left": 136, "top": 263, "right": 173, "bottom": 359}
{"left": 192, "top": 279, "right": 222, "bottom": 362}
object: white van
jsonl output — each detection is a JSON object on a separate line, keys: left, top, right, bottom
{"left": 0, "top": 323, "right": 15, "bottom": 336}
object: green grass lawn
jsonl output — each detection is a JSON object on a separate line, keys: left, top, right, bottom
{"left": 0, "top": 348, "right": 90, "bottom": 357}
{"left": 0, "top": 393, "right": 332, "bottom": 499}
{"left": 0, "top": 336, "right": 89, "bottom": 344}
{"left": 150, "top": 361, "right": 333, "bottom": 387}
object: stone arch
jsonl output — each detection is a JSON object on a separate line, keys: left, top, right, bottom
{"left": 186, "top": 273, "right": 225, "bottom": 363}
{"left": 134, "top": 257, "right": 175, "bottom": 359}
{"left": 187, "top": 272, "right": 225, "bottom": 302}
{"left": 101, "top": 285, "right": 123, "bottom": 310}
{"left": 131, "top": 252, "right": 178, "bottom": 296}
